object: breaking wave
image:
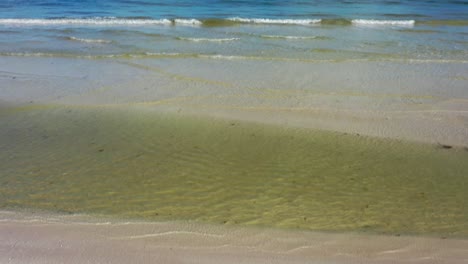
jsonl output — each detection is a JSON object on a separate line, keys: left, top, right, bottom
{"left": 226, "top": 17, "right": 321, "bottom": 25}
{"left": 0, "top": 17, "right": 464, "bottom": 27}
{"left": 65, "top": 36, "right": 112, "bottom": 43}
{"left": 352, "top": 19, "right": 415, "bottom": 26}
{"left": 260, "top": 35, "right": 329, "bottom": 40}
{"left": 176, "top": 37, "right": 239, "bottom": 42}
{"left": 0, "top": 18, "right": 174, "bottom": 26}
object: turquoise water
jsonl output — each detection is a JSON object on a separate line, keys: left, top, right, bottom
{"left": 1, "top": 0, "right": 467, "bottom": 20}
{"left": 0, "top": 0, "right": 466, "bottom": 61}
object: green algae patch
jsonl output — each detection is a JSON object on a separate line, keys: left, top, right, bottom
{"left": 0, "top": 106, "right": 467, "bottom": 237}
{"left": 200, "top": 18, "right": 240, "bottom": 27}
{"left": 321, "top": 18, "right": 352, "bottom": 26}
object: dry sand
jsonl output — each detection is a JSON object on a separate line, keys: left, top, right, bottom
{"left": 1, "top": 211, "right": 467, "bottom": 264}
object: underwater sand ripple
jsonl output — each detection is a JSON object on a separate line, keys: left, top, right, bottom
{"left": 1, "top": 106, "right": 467, "bottom": 236}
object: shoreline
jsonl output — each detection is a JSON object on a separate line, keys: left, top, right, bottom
{"left": 1, "top": 210, "right": 467, "bottom": 264}
{"left": 1, "top": 56, "right": 467, "bottom": 147}
{"left": 1, "top": 2, "right": 467, "bottom": 262}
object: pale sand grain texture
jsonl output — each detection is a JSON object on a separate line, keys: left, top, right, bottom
{"left": 1, "top": 211, "right": 467, "bottom": 264}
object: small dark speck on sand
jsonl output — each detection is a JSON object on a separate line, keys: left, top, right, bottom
{"left": 395, "top": 234, "right": 400, "bottom": 237}
{"left": 98, "top": 149, "right": 104, "bottom": 152}
{"left": 438, "top": 144, "right": 452, "bottom": 149}
{"left": 230, "top": 123, "right": 236, "bottom": 126}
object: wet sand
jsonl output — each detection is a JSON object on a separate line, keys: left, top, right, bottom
{"left": 1, "top": 211, "right": 468, "bottom": 264}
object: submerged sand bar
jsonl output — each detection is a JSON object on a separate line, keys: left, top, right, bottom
{"left": 1, "top": 211, "right": 468, "bottom": 264}
{"left": 1, "top": 105, "right": 467, "bottom": 236}
{"left": 1, "top": 56, "right": 467, "bottom": 147}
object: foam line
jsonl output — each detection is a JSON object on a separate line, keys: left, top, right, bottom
{"left": 352, "top": 19, "right": 415, "bottom": 26}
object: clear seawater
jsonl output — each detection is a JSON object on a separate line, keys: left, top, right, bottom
{"left": 0, "top": 0, "right": 466, "bottom": 61}
{"left": 1, "top": 0, "right": 468, "bottom": 237}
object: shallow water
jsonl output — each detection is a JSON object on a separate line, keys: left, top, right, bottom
{"left": 1, "top": 105, "right": 467, "bottom": 237}
{"left": 1, "top": 0, "right": 467, "bottom": 242}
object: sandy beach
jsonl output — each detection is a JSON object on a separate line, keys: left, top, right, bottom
{"left": 1, "top": 6, "right": 467, "bottom": 261}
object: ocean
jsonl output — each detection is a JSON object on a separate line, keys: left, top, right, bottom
{"left": 0, "top": 0, "right": 467, "bottom": 61}
{"left": 1, "top": 0, "right": 468, "bottom": 240}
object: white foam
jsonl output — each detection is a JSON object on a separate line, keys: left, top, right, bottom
{"left": 352, "top": 19, "right": 415, "bottom": 26}
{"left": 0, "top": 52, "right": 58, "bottom": 57}
{"left": 173, "top": 19, "right": 202, "bottom": 25}
{"left": 261, "top": 35, "right": 318, "bottom": 39}
{"left": 0, "top": 18, "right": 418, "bottom": 28}
{"left": 199, "top": 54, "right": 249, "bottom": 60}
{"left": 227, "top": 17, "right": 321, "bottom": 25}
{"left": 144, "top": 52, "right": 190, "bottom": 57}
{"left": 67, "top": 36, "right": 112, "bottom": 44}
{"left": 0, "top": 18, "right": 173, "bottom": 26}
{"left": 177, "top": 37, "right": 239, "bottom": 42}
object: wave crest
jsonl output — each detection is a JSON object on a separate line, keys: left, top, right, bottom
{"left": 1, "top": 18, "right": 464, "bottom": 28}
{"left": 173, "top": 19, "right": 202, "bottom": 25}
{"left": 65, "top": 36, "right": 112, "bottom": 43}
{"left": 260, "top": 35, "right": 323, "bottom": 40}
{"left": 0, "top": 18, "right": 173, "bottom": 25}
{"left": 227, "top": 17, "right": 321, "bottom": 25}
{"left": 176, "top": 37, "right": 239, "bottom": 42}
{"left": 352, "top": 19, "right": 415, "bottom": 26}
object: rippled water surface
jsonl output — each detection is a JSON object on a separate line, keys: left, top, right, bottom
{"left": 1, "top": 106, "right": 467, "bottom": 236}
{"left": 0, "top": 0, "right": 467, "bottom": 61}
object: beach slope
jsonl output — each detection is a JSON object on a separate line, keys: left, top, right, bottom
{"left": 1, "top": 212, "right": 467, "bottom": 264}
